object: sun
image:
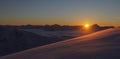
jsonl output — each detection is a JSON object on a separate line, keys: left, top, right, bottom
{"left": 84, "top": 24, "right": 90, "bottom": 28}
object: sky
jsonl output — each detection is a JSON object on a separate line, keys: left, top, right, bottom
{"left": 0, "top": 0, "right": 120, "bottom": 26}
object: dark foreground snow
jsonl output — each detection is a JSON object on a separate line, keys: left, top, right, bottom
{"left": 0, "top": 28, "right": 120, "bottom": 59}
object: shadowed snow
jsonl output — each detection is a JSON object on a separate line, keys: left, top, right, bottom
{"left": 0, "top": 28, "right": 120, "bottom": 59}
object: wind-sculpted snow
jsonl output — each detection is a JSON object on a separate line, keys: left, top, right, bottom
{"left": 0, "top": 28, "right": 120, "bottom": 59}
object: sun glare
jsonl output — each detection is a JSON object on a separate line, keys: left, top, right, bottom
{"left": 84, "top": 24, "right": 90, "bottom": 28}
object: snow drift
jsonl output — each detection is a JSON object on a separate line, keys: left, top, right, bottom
{"left": 0, "top": 28, "right": 120, "bottom": 59}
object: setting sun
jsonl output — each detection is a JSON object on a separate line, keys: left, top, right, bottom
{"left": 84, "top": 24, "right": 90, "bottom": 28}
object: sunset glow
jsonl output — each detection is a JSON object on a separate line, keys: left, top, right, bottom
{"left": 0, "top": 0, "right": 120, "bottom": 26}
{"left": 84, "top": 24, "right": 90, "bottom": 28}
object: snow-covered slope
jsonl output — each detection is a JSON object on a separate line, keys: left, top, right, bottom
{"left": 20, "top": 29, "right": 88, "bottom": 37}
{"left": 0, "top": 28, "right": 120, "bottom": 59}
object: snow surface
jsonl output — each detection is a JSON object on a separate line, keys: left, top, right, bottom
{"left": 0, "top": 28, "right": 120, "bottom": 59}
{"left": 20, "top": 29, "right": 88, "bottom": 37}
